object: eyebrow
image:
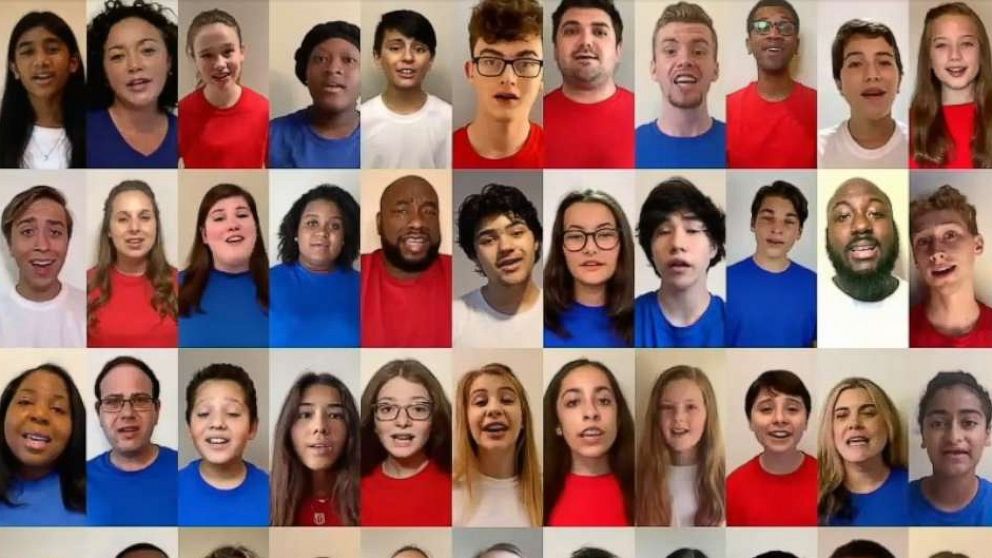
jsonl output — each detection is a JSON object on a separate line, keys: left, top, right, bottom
{"left": 107, "top": 37, "right": 160, "bottom": 50}
{"left": 478, "top": 47, "right": 540, "bottom": 58}
{"left": 830, "top": 198, "right": 889, "bottom": 211}
{"left": 843, "top": 51, "right": 894, "bottom": 60}
{"left": 560, "top": 385, "right": 613, "bottom": 397}
{"left": 563, "top": 20, "right": 612, "bottom": 29}
{"left": 933, "top": 34, "right": 977, "bottom": 41}
{"left": 564, "top": 221, "right": 614, "bottom": 230}
{"left": 16, "top": 388, "right": 67, "bottom": 400}
{"left": 475, "top": 218, "right": 527, "bottom": 238}
{"left": 17, "top": 37, "right": 62, "bottom": 50}
{"left": 198, "top": 43, "right": 236, "bottom": 56}
{"left": 376, "top": 395, "right": 430, "bottom": 402}
{"left": 834, "top": 402, "right": 876, "bottom": 412}
{"left": 759, "top": 207, "right": 798, "bottom": 218}
{"left": 210, "top": 205, "right": 250, "bottom": 214}
{"left": 14, "top": 216, "right": 66, "bottom": 227}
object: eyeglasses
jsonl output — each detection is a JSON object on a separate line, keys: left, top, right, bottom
{"left": 473, "top": 56, "right": 544, "bottom": 78}
{"left": 750, "top": 19, "right": 797, "bottom": 36}
{"left": 563, "top": 228, "right": 620, "bottom": 252}
{"left": 99, "top": 394, "right": 156, "bottom": 413}
{"left": 373, "top": 402, "right": 433, "bottom": 422}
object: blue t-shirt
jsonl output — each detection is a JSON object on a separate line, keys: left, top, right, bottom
{"left": 179, "top": 269, "right": 268, "bottom": 347}
{"left": 635, "top": 118, "right": 726, "bottom": 168}
{"left": 0, "top": 471, "right": 86, "bottom": 526}
{"left": 269, "top": 108, "right": 360, "bottom": 168}
{"left": 909, "top": 476, "right": 992, "bottom": 526}
{"left": 178, "top": 459, "right": 270, "bottom": 526}
{"left": 726, "top": 257, "right": 816, "bottom": 348}
{"left": 270, "top": 262, "right": 360, "bottom": 347}
{"left": 86, "top": 108, "right": 178, "bottom": 168}
{"left": 87, "top": 446, "right": 178, "bottom": 526}
{"left": 544, "top": 302, "right": 628, "bottom": 348}
{"left": 635, "top": 291, "right": 725, "bottom": 347}
{"left": 828, "top": 467, "right": 909, "bottom": 526}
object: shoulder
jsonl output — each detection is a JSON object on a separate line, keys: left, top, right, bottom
{"left": 727, "top": 82, "right": 755, "bottom": 102}
{"left": 727, "top": 456, "right": 760, "bottom": 483}
{"left": 239, "top": 86, "right": 270, "bottom": 107}
{"left": 787, "top": 260, "right": 816, "bottom": 278}
{"left": 425, "top": 94, "right": 452, "bottom": 113}
{"left": 635, "top": 290, "right": 658, "bottom": 309}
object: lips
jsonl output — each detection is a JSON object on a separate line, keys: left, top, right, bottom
{"left": 396, "top": 68, "right": 417, "bottom": 78}
{"left": 931, "top": 264, "right": 957, "bottom": 278}
{"left": 23, "top": 432, "right": 52, "bottom": 451}
{"left": 945, "top": 66, "right": 967, "bottom": 78}
{"left": 494, "top": 92, "right": 520, "bottom": 101}
{"left": 767, "top": 430, "right": 792, "bottom": 439}
{"left": 482, "top": 422, "right": 509, "bottom": 434}
{"left": 669, "top": 427, "right": 690, "bottom": 437}
{"left": 125, "top": 238, "right": 144, "bottom": 248}
{"left": 205, "top": 436, "right": 230, "bottom": 447}
{"left": 846, "top": 435, "right": 869, "bottom": 446}
{"left": 496, "top": 256, "right": 523, "bottom": 271}
{"left": 846, "top": 238, "right": 879, "bottom": 260}
{"left": 666, "top": 258, "right": 692, "bottom": 270}
{"left": 401, "top": 234, "right": 428, "bottom": 253}
{"left": 31, "top": 72, "right": 54, "bottom": 85}
{"left": 126, "top": 77, "right": 152, "bottom": 91}
{"left": 307, "top": 442, "right": 334, "bottom": 455}
{"left": 579, "top": 427, "right": 604, "bottom": 439}
{"left": 673, "top": 74, "right": 698, "bottom": 85}
{"left": 225, "top": 235, "right": 244, "bottom": 244}
{"left": 573, "top": 51, "right": 598, "bottom": 61}
{"left": 861, "top": 87, "right": 886, "bottom": 98}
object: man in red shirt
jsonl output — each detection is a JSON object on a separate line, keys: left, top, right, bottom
{"left": 544, "top": 0, "right": 634, "bottom": 168}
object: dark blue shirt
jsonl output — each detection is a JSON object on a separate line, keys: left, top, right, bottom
{"left": 179, "top": 269, "right": 268, "bottom": 348}
{"left": 269, "top": 108, "right": 359, "bottom": 168}
{"left": 635, "top": 291, "right": 725, "bottom": 347}
{"left": 544, "top": 302, "right": 628, "bottom": 348}
{"left": 635, "top": 118, "right": 726, "bottom": 169}
{"left": 178, "top": 459, "right": 269, "bottom": 526}
{"left": 86, "top": 108, "right": 178, "bottom": 168}
{"left": 0, "top": 471, "right": 86, "bottom": 526}
{"left": 87, "top": 446, "right": 178, "bottom": 525}
{"left": 270, "top": 262, "right": 360, "bottom": 347}
{"left": 726, "top": 257, "right": 816, "bottom": 347}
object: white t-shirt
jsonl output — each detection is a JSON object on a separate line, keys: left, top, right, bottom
{"left": 819, "top": 275, "right": 908, "bottom": 348}
{"left": 361, "top": 93, "right": 452, "bottom": 168}
{"left": 668, "top": 464, "right": 699, "bottom": 527}
{"left": 818, "top": 120, "right": 908, "bottom": 169}
{"left": 21, "top": 125, "right": 71, "bottom": 169}
{"left": 453, "top": 475, "right": 532, "bottom": 527}
{"left": 0, "top": 283, "right": 86, "bottom": 347}
{"left": 453, "top": 287, "right": 543, "bottom": 348}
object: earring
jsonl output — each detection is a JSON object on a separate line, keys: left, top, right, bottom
{"left": 555, "top": 426, "right": 562, "bottom": 436}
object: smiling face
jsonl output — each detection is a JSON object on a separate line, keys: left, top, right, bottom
{"left": 562, "top": 201, "right": 620, "bottom": 293}
{"left": 826, "top": 179, "right": 897, "bottom": 276}
{"left": 103, "top": 17, "right": 171, "bottom": 111}
{"left": 467, "top": 35, "right": 543, "bottom": 124}
{"left": 838, "top": 35, "right": 900, "bottom": 122}
{"left": 658, "top": 378, "right": 706, "bottom": 462}
{"left": 748, "top": 387, "right": 808, "bottom": 454}
{"left": 109, "top": 189, "right": 157, "bottom": 265}
{"left": 556, "top": 365, "right": 618, "bottom": 462}
{"left": 8, "top": 197, "right": 69, "bottom": 301}
{"left": 297, "top": 199, "right": 344, "bottom": 273}
{"left": 377, "top": 177, "right": 441, "bottom": 274}
{"left": 928, "top": 14, "right": 981, "bottom": 98}
{"left": 192, "top": 22, "right": 243, "bottom": 93}
{"left": 467, "top": 373, "right": 524, "bottom": 454}
{"left": 831, "top": 387, "right": 888, "bottom": 465}
{"left": 653, "top": 22, "right": 718, "bottom": 110}
{"left": 374, "top": 376, "right": 433, "bottom": 462}
{"left": 200, "top": 195, "right": 257, "bottom": 273}
{"left": 651, "top": 211, "right": 716, "bottom": 291}
{"left": 97, "top": 364, "right": 159, "bottom": 456}
{"left": 376, "top": 29, "right": 433, "bottom": 91}
{"left": 752, "top": 195, "right": 801, "bottom": 262}
{"left": 554, "top": 7, "right": 621, "bottom": 88}
{"left": 912, "top": 208, "right": 984, "bottom": 291}
{"left": 307, "top": 37, "right": 360, "bottom": 115}
{"left": 188, "top": 379, "right": 256, "bottom": 467}
{"left": 474, "top": 213, "right": 538, "bottom": 288}
{"left": 3, "top": 370, "right": 72, "bottom": 478}
{"left": 921, "top": 385, "right": 991, "bottom": 478}
{"left": 291, "top": 384, "right": 348, "bottom": 472}
{"left": 746, "top": 6, "right": 799, "bottom": 73}
{"left": 10, "top": 26, "right": 79, "bottom": 104}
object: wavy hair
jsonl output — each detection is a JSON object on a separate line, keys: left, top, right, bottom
{"left": 277, "top": 184, "right": 359, "bottom": 267}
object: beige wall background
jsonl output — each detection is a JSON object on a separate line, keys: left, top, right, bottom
{"left": 726, "top": 527, "right": 817, "bottom": 558}
{"left": 910, "top": 527, "right": 991, "bottom": 558}
{"left": 721, "top": 0, "right": 818, "bottom": 93}
{"left": 636, "top": 527, "right": 726, "bottom": 558}
{"left": 360, "top": 168, "right": 453, "bottom": 255}
{"left": 0, "top": 528, "right": 179, "bottom": 558}
{"left": 544, "top": 527, "right": 635, "bottom": 558}
{"left": 0, "top": 1, "right": 87, "bottom": 97}
{"left": 362, "top": 527, "right": 451, "bottom": 558}
{"left": 0, "top": 348, "right": 87, "bottom": 395}
{"left": 819, "top": 528, "right": 908, "bottom": 558}
{"left": 180, "top": 528, "right": 269, "bottom": 558}
{"left": 271, "top": 527, "right": 361, "bottom": 558}
{"left": 178, "top": 0, "right": 269, "bottom": 98}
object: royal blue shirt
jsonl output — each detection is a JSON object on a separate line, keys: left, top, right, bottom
{"left": 86, "top": 108, "right": 178, "bottom": 168}
{"left": 726, "top": 257, "right": 816, "bottom": 347}
{"left": 179, "top": 269, "right": 268, "bottom": 348}
{"left": 909, "top": 476, "right": 992, "bottom": 526}
{"left": 0, "top": 471, "right": 86, "bottom": 526}
{"left": 635, "top": 291, "right": 725, "bottom": 347}
{"left": 270, "top": 262, "right": 360, "bottom": 347}
{"left": 635, "top": 119, "right": 726, "bottom": 169}
{"left": 87, "top": 446, "right": 178, "bottom": 526}
{"left": 828, "top": 467, "right": 909, "bottom": 526}
{"left": 269, "top": 108, "right": 360, "bottom": 168}
{"left": 544, "top": 302, "right": 628, "bottom": 348}
{"left": 178, "top": 459, "right": 270, "bottom": 526}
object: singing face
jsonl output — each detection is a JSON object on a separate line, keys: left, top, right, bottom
{"left": 3, "top": 370, "right": 73, "bottom": 478}
{"left": 921, "top": 385, "right": 990, "bottom": 479}
{"left": 8, "top": 198, "right": 69, "bottom": 300}
{"left": 373, "top": 376, "right": 433, "bottom": 462}
{"left": 296, "top": 199, "right": 344, "bottom": 273}
{"left": 651, "top": 211, "right": 717, "bottom": 291}
{"left": 200, "top": 195, "right": 257, "bottom": 273}
{"left": 191, "top": 22, "right": 243, "bottom": 93}
{"left": 97, "top": 363, "right": 159, "bottom": 457}
{"left": 928, "top": 14, "right": 981, "bottom": 96}
{"left": 290, "top": 384, "right": 348, "bottom": 472}
{"left": 10, "top": 25, "right": 79, "bottom": 105}
{"left": 748, "top": 387, "right": 808, "bottom": 454}
{"left": 658, "top": 378, "right": 707, "bottom": 461}
{"left": 562, "top": 201, "right": 620, "bottom": 293}
{"left": 831, "top": 387, "right": 888, "bottom": 465}
{"left": 555, "top": 365, "right": 619, "bottom": 462}
{"left": 103, "top": 16, "right": 171, "bottom": 110}
{"left": 466, "top": 373, "right": 524, "bottom": 454}
{"left": 188, "top": 379, "right": 257, "bottom": 467}
{"left": 108, "top": 189, "right": 157, "bottom": 264}
{"left": 473, "top": 213, "right": 539, "bottom": 288}
{"left": 652, "top": 21, "right": 719, "bottom": 110}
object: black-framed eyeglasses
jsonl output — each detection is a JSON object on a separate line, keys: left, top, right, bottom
{"left": 373, "top": 402, "right": 433, "bottom": 422}
{"left": 750, "top": 19, "right": 797, "bottom": 36}
{"left": 99, "top": 394, "right": 156, "bottom": 413}
{"left": 563, "top": 228, "right": 620, "bottom": 252}
{"left": 473, "top": 56, "right": 544, "bottom": 78}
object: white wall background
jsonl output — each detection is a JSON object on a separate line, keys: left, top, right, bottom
{"left": 360, "top": 169, "right": 453, "bottom": 256}
{"left": 178, "top": 0, "right": 269, "bottom": 98}
{"left": 819, "top": 527, "right": 908, "bottom": 558}
{"left": 542, "top": 0, "right": 636, "bottom": 94}
{"left": 725, "top": 527, "right": 817, "bottom": 558}
{"left": 636, "top": 527, "right": 726, "bottom": 558}
{"left": 544, "top": 527, "right": 635, "bottom": 558}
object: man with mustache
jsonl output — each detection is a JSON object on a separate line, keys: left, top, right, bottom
{"left": 361, "top": 175, "right": 451, "bottom": 347}
{"left": 545, "top": 0, "right": 634, "bottom": 168}
{"left": 821, "top": 177, "right": 907, "bottom": 347}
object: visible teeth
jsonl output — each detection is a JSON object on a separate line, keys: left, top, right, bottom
{"left": 26, "top": 433, "right": 50, "bottom": 442}
{"left": 769, "top": 431, "right": 790, "bottom": 438}
{"left": 206, "top": 437, "right": 229, "bottom": 444}
{"left": 674, "top": 76, "right": 697, "bottom": 84}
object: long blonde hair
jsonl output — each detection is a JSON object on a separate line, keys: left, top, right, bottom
{"left": 453, "top": 363, "right": 542, "bottom": 526}
{"left": 635, "top": 365, "right": 724, "bottom": 526}
{"left": 817, "top": 377, "right": 907, "bottom": 524}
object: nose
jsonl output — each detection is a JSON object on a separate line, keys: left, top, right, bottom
{"left": 772, "top": 405, "right": 787, "bottom": 424}
{"left": 865, "top": 60, "right": 881, "bottom": 81}
{"left": 401, "top": 45, "right": 415, "bottom": 62}
{"left": 669, "top": 227, "right": 687, "bottom": 252}
{"left": 33, "top": 231, "right": 51, "bottom": 251}
{"left": 582, "top": 399, "right": 601, "bottom": 420}
{"left": 127, "top": 51, "right": 141, "bottom": 73}
{"left": 119, "top": 399, "right": 138, "bottom": 417}
{"left": 395, "top": 408, "right": 412, "bottom": 427}
{"left": 313, "top": 414, "right": 329, "bottom": 434}
{"left": 209, "top": 413, "right": 227, "bottom": 429}
{"left": 28, "top": 403, "right": 51, "bottom": 424}
{"left": 851, "top": 211, "right": 871, "bottom": 234}
{"left": 499, "top": 61, "right": 518, "bottom": 85}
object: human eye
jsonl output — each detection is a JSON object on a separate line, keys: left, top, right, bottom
{"left": 654, "top": 226, "right": 672, "bottom": 237}
{"left": 500, "top": 393, "right": 518, "bottom": 405}
{"left": 327, "top": 408, "right": 346, "bottom": 421}
{"left": 49, "top": 228, "right": 64, "bottom": 238}
{"left": 297, "top": 408, "right": 314, "bottom": 420}
{"left": 562, "top": 26, "right": 578, "bottom": 36}
{"left": 564, "top": 396, "right": 580, "bottom": 408}
{"left": 834, "top": 409, "right": 850, "bottom": 420}
{"left": 18, "top": 227, "right": 35, "bottom": 238}
{"left": 846, "top": 59, "right": 862, "bottom": 69}
{"left": 415, "top": 45, "right": 428, "bottom": 55}
{"left": 833, "top": 211, "right": 851, "bottom": 223}
{"left": 663, "top": 46, "right": 677, "bottom": 57}
{"left": 109, "top": 52, "right": 125, "bottom": 62}
{"left": 757, "top": 404, "right": 773, "bottom": 414}
{"left": 597, "top": 228, "right": 618, "bottom": 239}
{"left": 195, "top": 408, "right": 211, "bottom": 419}
{"left": 471, "top": 394, "right": 488, "bottom": 406}
{"left": 594, "top": 28, "right": 608, "bottom": 38}
{"left": 944, "top": 230, "right": 960, "bottom": 242}
{"left": 51, "top": 403, "right": 68, "bottom": 415}
{"left": 598, "top": 394, "right": 615, "bottom": 406}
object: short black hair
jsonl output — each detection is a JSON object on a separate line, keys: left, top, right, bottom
{"left": 373, "top": 10, "right": 437, "bottom": 57}
{"left": 392, "top": 546, "right": 430, "bottom": 558}
{"left": 753, "top": 553, "right": 799, "bottom": 558}
{"left": 116, "top": 543, "right": 169, "bottom": 558}
{"left": 744, "top": 370, "right": 811, "bottom": 418}
{"left": 294, "top": 21, "right": 361, "bottom": 84}
{"left": 917, "top": 371, "right": 992, "bottom": 431}
{"left": 277, "top": 184, "right": 360, "bottom": 267}
{"left": 750, "top": 180, "right": 809, "bottom": 229}
{"left": 746, "top": 0, "right": 799, "bottom": 34}
{"left": 457, "top": 183, "right": 542, "bottom": 274}
{"left": 636, "top": 177, "right": 726, "bottom": 275}
{"left": 184, "top": 363, "right": 258, "bottom": 425}
{"left": 552, "top": 0, "right": 624, "bottom": 45}
{"left": 666, "top": 550, "right": 709, "bottom": 558}
{"left": 94, "top": 355, "right": 161, "bottom": 401}
{"left": 571, "top": 548, "right": 618, "bottom": 558}
{"left": 829, "top": 540, "right": 895, "bottom": 558}
{"left": 831, "top": 19, "right": 903, "bottom": 83}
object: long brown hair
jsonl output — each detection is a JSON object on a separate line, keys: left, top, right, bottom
{"left": 270, "top": 372, "right": 360, "bottom": 526}
{"left": 88, "top": 180, "right": 176, "bottom": 328}
{"left": 635, "top": 365, "right": 725, "bottom": 526}
{"left": 453, "top": 363, "right": 542, "bottom": 526}
{"left": 910, "top": 2, "right": 992, "bottom": 167}
{"left": 178, "top": 183, "right": 268, "bottom": 316}
{"left": 185, "top": 8, "right": 243, "bottom": 88}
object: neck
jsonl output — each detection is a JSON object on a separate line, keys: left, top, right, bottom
{"left": 308, "top": 105, "right": 360, "bottom": 140}
{"left": 671, "top": 447, "right": 698, "bottom": 467}
{"left": 109, "top": 101, "right": 163, "bottom": 129}
{"left": 842, "top": 454, "right": 890, "bottom": 493}
{"left": 203, "top": 83, "right": 241, "bottom": 110}
{"left": 478, "top": 447, "right": 516, "bottom": 479}
{"left": 110, "top": 444, "right": 159, "bottom": 472}
{"left": 17, "top": 464, "right": 52, "bottom": 481}
{"left": 926, "top": 285, "right": 981, "bottom": 335}
{"left": 658, "top": 102, "right": 712, "bottom": 138}
{"left": 752, "top": 252, "right": 791, "bottom": 273}
{"left": 562, "top": 79, "right": 617, "bottom": 104}
{"left": 847, "top": 115, "right": 896, "bottom": 150}
{"left": 29, "top": 95, "right": 64, "bottom": 128}
{"left": 574, "top": 281, "right": 607, "bottom": 307}
{"left": 755, "top": 71, "right": 795, "bottom": 101}
{"left": 922, "top": 473, "right": 980, "bottom": 511}
{"left": 16, "top": 279, "right": 61, "bottom": 302}
{"left": 115, "top": 255, "right": 149, "bottom": 276}
{"left": 382, "top": 452, "right": 429, "bottom": 479}
{"left": 833, "top": 273, "right": 899, "bottom": 302}
{"left": 942, "top": 86, "right": 975, "bottom": 105}
{"left": 467, "top": 116, "right": 532, "bottom": 159}
{"left": 481, "top": 280, "right": 539, "bottom": 315}
{"left": 383, "top": 259, "right": 425, "bottom": 281}
{"left": 214, "top": 261, "right": 250, "bottom": 274}
{"left": 199, "top": 458, "right": 247, "bottom": 489}
{"left": 658, "top": 282, "right": 711, "bottom": 326}
{"left": 310, "top": 468, "right": 335, "bottom": 497}
{"left": 382, "top": 86, "right": 428, "bottom": 114}
{"left": 759, "top": 449, "right": 804, "bottom": 475}
{"left": 571, "top": 452, "right": 611, "bottom": 476}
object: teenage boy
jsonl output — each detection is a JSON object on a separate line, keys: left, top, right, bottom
{"left": 726, "top": 181, "right": 815, "bottom": 347}
{"left": 363, "top": 10, "right": 452, "bottom": 169}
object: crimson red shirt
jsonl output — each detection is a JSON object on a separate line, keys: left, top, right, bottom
{"left": 910, "top": 102, "right": 976, "bottom": 169}
{"left": 360, "top": 250, "right": 451, "bottom": 347}
{"left": 548, "top": 472, "right": 630, "bottom": 526}
{"left": 87, "top": 267, "right": 177, "bottom": 347}
{"left": 361, "top": 460, "right": 452, "bottom": 526}
{"left": 727, "top": 81, "right": 816, "bottom": 168}
{"left": 179, "top": 86, "right": 269, "bottom": 168}
{"left": 294, "top": 495, "right": 342, "bottom": 526}
{"left": 910, "top": 301, "right": 992, "bottom": 347}
{"left": 726, "top": 453, "right": 817, "bottom": 526}
{"left": 453, "top": 122, "right": 544, "bottom": 168}
{"left": 544, "top": 87, "right": 634, "bottom": 168}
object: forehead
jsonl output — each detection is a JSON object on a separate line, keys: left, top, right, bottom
{"left": 302, "top": 198, "right": 341, "bottom": 215}
{"left": 208, "top": 195, "right": 250, "bottom": 213}
{"left": 100, "top": 364, "right": 153, "bottom": 393}
{"left": 932, "top": 14, "right": 979, "bottom": 38}
{"left": 112, "top": 189, "right": 154, "bottom": 209}
{"left": 835, "top": 386, "right": 872, "bottom": 407}
{"left": 657, "top": 21, "right": 715, "bottom": 45}
{"left": 473, "top": 35, "right": 543, "bottom": 57}
{"left": 477, "top": 212, "right": 527, "bottom": 233}
{"left": 560, "top": 7, "right": 614, "bottom": 29}
{"left": 470, "top": 372, "right": 516, "bottom": 392}
{"left": 193, "top": 22, "right": 239, "bottom": 48}
{"left": 17, "top": 26, "right": 62, "bottom": 47}
{"left": 563, "top": 201, "right": 615, "bottom": 227}
{"left": 928, "top": 384, "right": 986, "bottom": 412}
{"left": 753, "top": 5, "right": 795, "bottom": 22}
{"left": 194, "top": 379, "right": 247, "bottom": 403}
{"left": 378, "top": 376, "right": 430, "bottom": 399}
{"left": 829, "top": 180, "right": 890, "bottom": 210}
{"left": 843, "top": 34, "right": 895, "bottom": 57}
{"left": 108, "top": 17, "right": 162, "bottom": 43}
{"left": 17, "top": 198, "right": 68, "bottom": 223}
{"left": 561, "top": 365, "right": 611, "bottom": 391}
{"left": 755, "top": 386, "right": 802, "bottom": 403}
{"left": 17, "top": 370, "right": 68, "bottom": 396}
{"left": 382, "top": 29, "right": 418, "bottom": 43}
{"left": 912, "top": 208, "right": 971, "bottom": 234}
{"left": 758, "top": 195, "right": 798, "bottom": 214}
{"left": 301, "top": 383, "right": 342, "bottom": 403}
{"left": 661, "top": 210, "right": 704, "bottom": 224}
{"left": 381, "top": 178, "right": 438, "bottom": 206}
{"left": 660, "top": 377, "right": 703, "bottom": 399}
{"left": 312, "top": 37, "right": 358, "bottom": 56}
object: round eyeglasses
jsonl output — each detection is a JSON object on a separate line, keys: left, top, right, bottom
{"left": 563, "top": 228, "right": 620, "bottom": 252}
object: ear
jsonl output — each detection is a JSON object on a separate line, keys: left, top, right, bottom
{"left": 9, "top": 61, "right": 18, "bottom": 80}
{"left": 616, "top": 40, "right": 623, "bottom": 59}
{"left": 975, "top": 234, "right": 984, "bottom": 256}
{"left": 795, "top": 226, "right": 803, "bottom": 241}
{"left": 376, "top": 211, "right": 382, "bottom": 236}
{"left": 464, "top": 59, "right": 473, "bottom": 80}
{"left": 68, "top": 55, "right": 80, "bottom": 75}
{"left": 834, "top": 78, "right": 842, "bottom": 93}
{"left": 650, "top": 58, "right": 658, "bottom": 85}
{"left": 555, "top": 426, "right": 562, "bottom": 436}
{"left": 248, "top": 419, "right": 258, "bottom": 440}
{"left": 713, "top": 58, "right": 720, "bottom": 82}
{"left": 200, "top": 226, "right": 207, "bottom": 244}
{"left": 745, "top": 36, "right": 752, "bottom": 56}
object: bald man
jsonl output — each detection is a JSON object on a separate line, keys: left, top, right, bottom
{"left": 820, "top": 177, "right": 907, "bottom": 347}
{"left": 361, "top": 175, "right": 452, "bottom": 347}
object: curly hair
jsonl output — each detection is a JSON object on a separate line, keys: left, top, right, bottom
{"left": 910, "top": 184, "right": 979, "bottom": 237}
{"left": 468, "top": 0, "right": 542, "bottom": 52}
{"left": 456, "top": 183, "right": 542, "bottom": 274}
{"left": 277, "top": 184, "right": 360, "bottom": 267}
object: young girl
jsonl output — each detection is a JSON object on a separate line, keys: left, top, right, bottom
{"left": 88, "top": 180, "right": 177, "bottom": 347}
{"left": 910, "top": 370, "right": 992, "bottom": 526}
{"left": 544, "top": 191, "right": 635, "bottom": 348}
{"left": 270, "top": 372, "right": 359, "bottom": 526}
{"left": 818, "top": 377, "right": 908, "bottom": 526}
{"left": 360, "top": 359, "right": 452, "bottom": 526}
{"left": 544, "top": 358, "right": 635, "bottom": 526}
{"left": 0, "top": 11, "right": 86, "bottom": 168}
{"left": 178, "top": 363, "right": 269, "bottom": 526}
{"left": 910, "top": 2, "right": 992, "bottom": 168}
{"left": 452, "top": 363, "right": 542, "bottom": 526}
{"left": 636, "top": 365, "right": 725, "bottom": 526}
{"left": 0, "top": 364, "right": 85, "bottom": 525}
{"left": 179, "top": 9, "right": 268, "bottom": 168}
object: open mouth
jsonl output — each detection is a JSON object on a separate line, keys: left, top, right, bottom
{"left": 861, "top": 87, "right": 886, "bottom": 98}
{"left": 117, "top": 425, "right": 140, "bottom": 435}
{"left": 401, "top": 234, "right": 428, "bottom": 252}
{"left": 494, "top": 92, "right": 520, "bottom": 102}
{"left": 673, "top": 74, "right": 698, "bottom": 85}
{"left": 225, "top": 235, "right": 245, "bottom": 245}
{"left": 126, "top": 77, "right": 151, "bottom": 90}
{"left": 322, "top": 82, "right": 346, "bottom": 92}
{"left": 846, "top": 436, "right": 869, "bottom": 446}
{"left": 396, "top": 68, "right": 417, "bottom": 78}
{"left": 763, "top": 45, "right": 784, "bottom": 54}
{"left": 205, "top": 436, "right": 230, "bottom": 447}
{"left": 847, "top": 240, "right": 879, "bottom": 260}
{"left": 23, "top": 432, "right": 52, "bottom": 450}
{"left": 766, "top": 238, "right": 785, "bottom": 247}
{"left": 307, "top": 442, "right": 334, "bottom": 454}
{"left": 482, "top": 422, "right": 509, "bottom": 433}
{"left": 497, "top": 256, "right": 522, "bottom": 271}
{"left": 667, "top": 258, "right": 692, "bottom": 270}
{"left": 669, "top": 427, "right": 690, "bottom": 437}
{"left": 579, "top": 427, "right": 604, "bottom": 439}
{"left": 768, "top": 430, "right": 792, "bottom": 440}
{"left": 931, "top": 264, "right": 957, "bottom": 278}
{"left": 574, "top": 52, "right": 598, "bottom": 61}
{"left": 946, "top": 66, "right": 967, "bottom": 78}
{"left": 31, "top": 72, "right": 54, "bottom": 85}
{"left": 125, "top": 238, "right": 144, "bottom": 248}
{"left": 211, "top": 71, "right": 232, "bottom": 83}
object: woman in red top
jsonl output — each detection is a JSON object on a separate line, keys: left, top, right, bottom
{"left": 910, "top": 2, "right": 992, "bottom": 168}
{"left": 544, "top": 358, "right": 635, "bottom": 526}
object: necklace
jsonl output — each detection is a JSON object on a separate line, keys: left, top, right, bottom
{"left": 38, "top": 129, "right": 66, "bottom": 161}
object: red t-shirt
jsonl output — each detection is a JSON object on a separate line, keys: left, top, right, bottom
{"left": 910, "top": 301, "right": 992, "bottom": 348}
{"left": 727, "top": 81, "right": 816, "bottom": 168}
{"left": 179, "top": 86, "right": 269, "bottom": 169}
{"left": 544, "top": 87, "right": 634, "bottom": 168}
{"left": 726, "top": 453, "right": 817, "bottom": 526}
{"left": 361, "top": 460, "right": 452, "bottom": 526}
{"left": 453, "top": 122, "right": 544, "bottom": 169}
{"left": 910, "top": 102, "right": 976, "bottom": 169}
{"left": 87, "top": 267, "right": 178, "bottom": 347}
{"left": 294, "top": 495, "right": 343, "bottom": 526}
{"left": 548, "top": 472, "right": 630, "bottom": 526}
{"left": 360, "top": 250, "right": 452, "bottom": 347}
